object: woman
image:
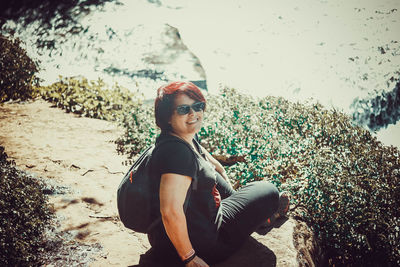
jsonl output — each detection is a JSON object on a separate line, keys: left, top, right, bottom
{"left": 142, "top": 81, "right": 289, "bottom": 266}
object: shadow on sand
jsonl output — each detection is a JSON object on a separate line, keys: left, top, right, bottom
{"left": 213, "top": 236, "right": 277, "bottom": 267}
{"left": 129, "top": 217, "right": 289, "bottom": 266}
{"left": 129, "top": 235, "right": 278, "bottom": 267}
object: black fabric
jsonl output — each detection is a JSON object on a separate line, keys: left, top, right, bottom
{"left": 152, "top": 136, "right": 197, "bottom": 180}
{"left": 117, "top": 145, "right": 156, "bottom": 233}
{"left": 117, "top": 137, "right": 196, "bottom": 234}
{"left": 148, "top": 133, "right": 223, "bottom": 258}
{"left": 208, "top": 181, "right": 279, "bottom": 263}
{"left": 215, "top": 171, "right": 235, "bottom": 199}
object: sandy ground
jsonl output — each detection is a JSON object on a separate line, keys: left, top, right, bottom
{"left": 0, "top": 99, "right": 299, "bottom": 267}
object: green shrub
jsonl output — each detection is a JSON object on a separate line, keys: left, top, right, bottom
{"left": 115, "top": 102, "right": 158, "bottom": 165}
{"left": 36, "top": 76, "right": 143, "bottom": 122}
{"left": 116, "top": 86, "right": 400, "bottom": 266}
{"left": 201, "top": 88, "right": 400, "bottom": 265}
{"left": 200, "top": 88, "right": 312, "bottom": 188}
{"left": 0, "top": 34, "right": 39, "bottom": 102}
{"left": 37, "top": 75, "right": 157, "bottom": 164}
{"left": 0, "top": 146, "right": 53, "bottom": 266}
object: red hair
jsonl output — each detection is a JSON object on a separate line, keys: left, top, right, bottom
{"left": 154, "top": 81, "right": 206, "bottom": 132}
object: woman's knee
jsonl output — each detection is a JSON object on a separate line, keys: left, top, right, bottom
{"left": 243, "top": 181, "right": 279, "bottom": 208}
{"left": 250, "top": 181, "right": 279, "bottom": 211}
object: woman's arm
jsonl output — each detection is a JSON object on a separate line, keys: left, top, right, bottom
{"left": 200, "top": 146, "right": 233, "bottom": 189}
{"left": 159, "top": 173, "right": 209, "bottom": 266}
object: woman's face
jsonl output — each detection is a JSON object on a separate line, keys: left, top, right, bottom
{"left": 169, "top": 93, "right": 204, "bottom": 138}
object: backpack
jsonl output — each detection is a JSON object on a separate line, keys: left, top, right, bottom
{"left": 117, "top": 138, "right": 197, "bottom": 233}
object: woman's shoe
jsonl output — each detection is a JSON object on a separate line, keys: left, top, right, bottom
{"left": 255, "top": 191, "right": 290, "bottom": 235}
{"left": 275, "top": 191, "right": 290, "bottom": 217}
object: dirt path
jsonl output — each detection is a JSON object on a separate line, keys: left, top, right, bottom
{"left": 0, "top": 99, "right": 299, "bottom": 266}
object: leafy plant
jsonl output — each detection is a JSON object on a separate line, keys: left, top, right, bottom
{"left": 36, "top": 76, "right": 143, "bottom": 122}
{"left": 117, "top": 86, "right": 400, "bottom": 266}
{"left": 0, "top": 34, "right": 39, "bottom": 102}
{"left": 115, "top": 102, "right": 158, "bottom": 165}
{"left": 0, "top": 146, "right": 53, "bottom": 266}
{"left": 37, "top": 76, "right": 157, "bottom": 164}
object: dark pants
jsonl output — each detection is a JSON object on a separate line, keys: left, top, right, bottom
{"left": 140, "top": 174, "right": 279, "bottom": 266}
{"left": 204, "top": 173, "right": 279, "bottom": 264}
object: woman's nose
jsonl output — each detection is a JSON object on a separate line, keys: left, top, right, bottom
{"left": 188, "top": 107, "right": 195, "bottom": 115}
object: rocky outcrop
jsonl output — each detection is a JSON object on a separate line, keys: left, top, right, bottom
{"left": 102, "top": 23, "right": 207, "bottom": 89}
{"left": 293, "top": 220, "right": 320, "bottom": 267}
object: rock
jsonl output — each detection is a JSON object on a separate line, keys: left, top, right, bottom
{"left": 141, "top": 24, "right": 206, "bottom": 84}
{"left": 292, "top": 220, "right": 320, "bottom": 267}
{"left": 96, "top": 23, "right": 208, "bottom": 94}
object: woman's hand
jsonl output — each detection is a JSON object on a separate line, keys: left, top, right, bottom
{"left": 185, "top": 255, "right": 209, "bottom": 267}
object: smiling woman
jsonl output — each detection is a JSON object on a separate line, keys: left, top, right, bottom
{"left": 168, "top": 94, "right": 205, "bottom": 142}
{"left": 135, "top": 81, "right": 290, "bottom": 266}
{"left": 154, "top": 81, "right": 206, "bottom": 135}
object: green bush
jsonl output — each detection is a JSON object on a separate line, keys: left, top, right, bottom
{"left": 0, "top": 146, "right": 53, "bottom": 266}
{"left": 201, "top": 88, "right": 399, "bottom": 265}
{"left": 116, "top": 86, "right": 400, "bottom": 266}
{"left": 0, "top": 34, "right": 39, "bottom": 102}
{"left": 115, "top": 102, "right": 158, "bottom": 165}
{"left": 36, "top": 76, "right": 143, "bottom": 122}
{"left": 37, "top": 75, "right": 158, "bottom": 164}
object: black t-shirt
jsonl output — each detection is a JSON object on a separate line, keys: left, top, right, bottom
{"left": 148, "top": 133, "right": 223, "bottom": 257}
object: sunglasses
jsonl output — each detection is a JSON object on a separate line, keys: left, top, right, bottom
{"left": 176, "top": 102, "right": 205, "bottom": 115}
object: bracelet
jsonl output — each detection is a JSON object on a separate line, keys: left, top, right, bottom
{"left": 182, "top": 252, "right": 196, "bottom": 264}
{"left": 181, "top": 248, "right": 194, "bottom": 260}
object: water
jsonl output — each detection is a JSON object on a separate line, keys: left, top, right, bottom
{"left": 4, "top": 0, "right": 400, "bottom": 147}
